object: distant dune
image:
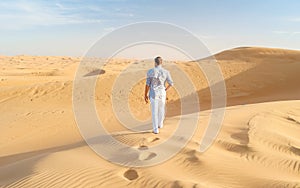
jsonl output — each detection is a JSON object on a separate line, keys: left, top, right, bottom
{"left": 0, "top": 47, "right": 299, "bottom": 188}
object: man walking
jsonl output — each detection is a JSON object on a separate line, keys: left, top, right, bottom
{"left": 144, "top": 57, "right": 174, "bottom": 134}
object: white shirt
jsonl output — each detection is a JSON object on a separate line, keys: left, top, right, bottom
{"left": 146, "top": 65, "right": 174, "bottom": 99}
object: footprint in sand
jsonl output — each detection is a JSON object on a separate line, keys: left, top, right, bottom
{"left": 138, "top": 151, "right": 157, "bottom": 161}
{"left": 146, "top": 137, "right": 160, "bottom": 143}
{"left": 138, "top": 136, "right": 159, "bottom": 150}
{"left": 123, "top": 169, "right": 138, "bottom": 180}
{"left": 25, "top": 112, "right": 32, "bottom": 116}
{"left": 137, "top": 136, "right": 159, "bottom": 160}
{"left": 138, "top": 145, "right": 148, "bottom": 150}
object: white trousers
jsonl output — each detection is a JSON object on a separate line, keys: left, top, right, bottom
{"left": 150, "top": 95, "right": 166, "bottom": 133}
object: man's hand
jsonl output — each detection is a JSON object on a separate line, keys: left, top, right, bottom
{"left": 144, "top": 85, "right": 150, "bottom": 104}
{"left": 144, "top": 95, "right": 149, "bottom": 104}
{"left": 165, "top": 84, "right": 172, "bottom": 92}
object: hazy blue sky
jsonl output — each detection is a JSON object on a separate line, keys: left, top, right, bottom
{"left": 1, "top": 0, "right": 300, "bottom": 57}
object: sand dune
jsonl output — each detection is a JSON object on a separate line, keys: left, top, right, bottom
{"left": 0, "top": 47, "right": 300, "bottom": 187}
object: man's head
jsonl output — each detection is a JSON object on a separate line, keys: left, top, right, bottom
{"left": 154, "top": 56, "right": 162, "bottom": 66}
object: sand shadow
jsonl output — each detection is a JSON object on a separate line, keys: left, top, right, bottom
{"left": 84, "top": 69, "right": 105, "bottom": 77}
{"left": 166, "top": 59, "right": 300, "bottom": 117}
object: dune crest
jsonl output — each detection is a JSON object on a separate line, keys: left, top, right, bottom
{"left": 0, "top": 47, "right": 300, "bottom": 187}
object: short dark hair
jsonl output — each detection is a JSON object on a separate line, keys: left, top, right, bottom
{"left": 154, "top": 56, "right": 162, "bottom": 65}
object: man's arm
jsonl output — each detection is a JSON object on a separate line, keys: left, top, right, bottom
{"left": 145, "top": 71, "right": 151, "bottom": 104}
{"left": 165, "top": 84, "right": 172, "bottom": 91}
{"left": 144, "top": 85, "right": 150, "bottom": 103}
{"left": 165, "top": 71, "right": 174, "bottom": 92}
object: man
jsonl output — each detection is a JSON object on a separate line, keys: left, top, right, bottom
{"left": 144, "top": 56, "right": 174, "bottom": 134}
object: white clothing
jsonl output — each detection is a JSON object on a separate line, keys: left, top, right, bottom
{"left": 146, "top": 65, "right": 173, "bottom": 133}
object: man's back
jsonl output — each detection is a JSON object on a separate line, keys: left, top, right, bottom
{"left": 146, "top": 65, "right": 173, "bottom": 99}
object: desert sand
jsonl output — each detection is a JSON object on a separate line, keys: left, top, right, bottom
{"left": 0, "top": 47, "right": 300, "bottom": 187}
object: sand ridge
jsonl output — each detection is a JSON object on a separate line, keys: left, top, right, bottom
{"left": 0, "top": 47, "right": 300, "bottom": 187}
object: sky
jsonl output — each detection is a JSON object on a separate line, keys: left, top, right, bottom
{"left": 0, "top": 0, "right": 300, "bottom": 59}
